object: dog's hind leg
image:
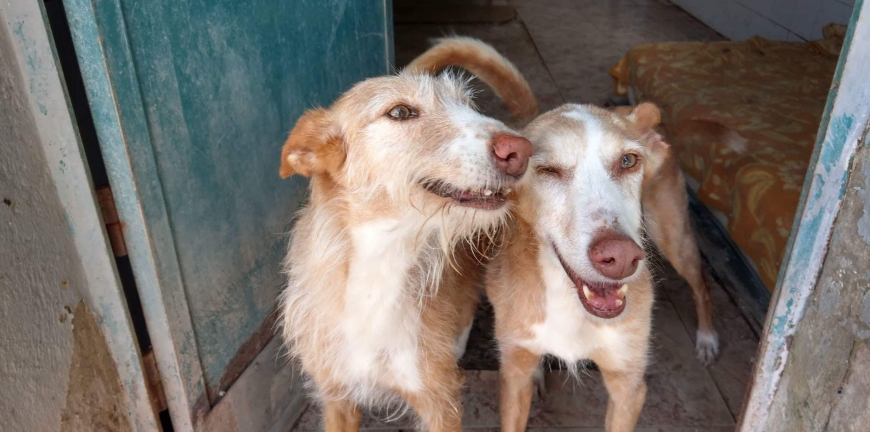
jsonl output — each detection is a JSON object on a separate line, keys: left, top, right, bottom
{"left": 453, "top": 290, "right": 479, "bottom": 360}
{"left": 653, "top": 212, "right": 718, "bottom": 364}
{"left": 643, "top": 174, "right": 719, "bottom": 365}
{"left": 323, "top": 398, "right": 361, "bottom": 432}
{"left": 499, "top": 346, "right": 541, "bottom": 432}
{"left": 400, "top": 385, "right": 463, "bottom": 432}
{"left": 533, "top": 360, "right": 547, "bottom": 398}
{"left": 397, "top": 356, "right": 464, "bottom": 432}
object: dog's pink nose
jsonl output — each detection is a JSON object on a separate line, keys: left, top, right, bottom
{"left": 588, "top": 230, "right": 645, "bottom": 280}
{"left": 491, "top": 134, "right": 533, "bottom": 177}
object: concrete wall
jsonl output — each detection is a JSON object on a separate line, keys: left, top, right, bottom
{"left": 765, "top": 125, "right": 870, "bottom": 431}
{"left": 0, "top": 14, "right": 132, "bottom": 432}
{"left": 672, "top": 0, "right": 855, "bottom": 41}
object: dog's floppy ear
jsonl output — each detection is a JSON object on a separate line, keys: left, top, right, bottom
{"left": 640, "top": 129, "right": 670, "bottom": 183}
{"left": 626, "top": 102, "right": 661, "bottom": 131}
{"left": 279, "top": 108, "right": 345, "bottom": 178}
{"left": 621, "top": 103, "right": 670, "bottom": 181}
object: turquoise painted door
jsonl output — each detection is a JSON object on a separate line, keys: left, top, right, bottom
{"left": 62, "top": 0, "right": 392, "bottom": 429}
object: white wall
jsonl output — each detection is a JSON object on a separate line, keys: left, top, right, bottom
{"left": 0, "top": 4, "right": 152, "bottom": 430}
{"left": 672, "top": 0, "right": 855, "bottom": 41}
{"left": 0, "top": 14, "right": 89, "bottom": 430}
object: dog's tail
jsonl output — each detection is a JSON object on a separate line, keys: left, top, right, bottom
{"left": 406, "top": 36, "right": 539, "bottom": 124}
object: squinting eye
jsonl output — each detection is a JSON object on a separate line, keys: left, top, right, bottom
{"left": 387, "top": 105, "right": 414, "bottom": 120}
{"left": 620, "top": 154, "right": 639, "bottom": 169}
{"left": 537, "top": 166, "right": 562, "bottom": 176}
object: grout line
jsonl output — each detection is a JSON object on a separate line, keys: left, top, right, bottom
{"left": 653, "top": 265, "right": 737, "bottom": 423}
{"left": 514, "top": 8, "right": 568, "bottom": 105}
{"left": 730, "top": 0, "right": 795, "bottom": 38}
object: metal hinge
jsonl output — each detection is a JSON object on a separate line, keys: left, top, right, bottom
{"left": 96, "top": 186, "right": 127, "bottom": 257}
{"left": 95, "top": 185, "right": 168, "bottom": 414}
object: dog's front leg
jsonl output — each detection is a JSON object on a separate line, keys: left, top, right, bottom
{"left": 599, "top": 367, "right": 647, "bottom": 432}
{"left": 323, "top": 398, "right": 361, "bottom": 432}
{"left": 499, "top": 346, "right": 541, "bottom": 432}
{"left": 397, "top": 360, "right": 464, "bottom": 432}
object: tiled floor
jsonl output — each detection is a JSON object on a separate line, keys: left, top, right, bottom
{"left": 292, "top": 1, "right": 758, "bottom": 430}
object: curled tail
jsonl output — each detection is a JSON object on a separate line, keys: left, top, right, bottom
{"left": 406, "top": 36, "right": 539, "bottom": 124}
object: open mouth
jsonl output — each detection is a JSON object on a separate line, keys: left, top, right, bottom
{"left": 555, "top": 249, "right": 627, "bottom": 319}
{"left": 422, "top": 180, "right": 512, "bottom": 210}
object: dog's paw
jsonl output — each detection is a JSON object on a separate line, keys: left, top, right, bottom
{"left": 695, "top": 329, "right": 720, "bottom": 365}
{"left": 533, "top": 363, "right": 548, "bottom": 399}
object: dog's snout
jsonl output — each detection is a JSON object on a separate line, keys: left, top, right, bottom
{"left": 491, "top": 134, "right": 533, "bottom": 177}
{"left": 588, "top": 230, "right": 645, "bottom": 280}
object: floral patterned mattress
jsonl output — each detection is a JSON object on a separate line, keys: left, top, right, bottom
{"left": 609, "top": 24, "right": 845, "bottom": 290}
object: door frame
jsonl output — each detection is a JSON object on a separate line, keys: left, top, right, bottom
{"left": 61, "top": 0, "right": 209, "bottom": 427}
{"left": 738, "top": 0, "right": 870, "bottom": 429}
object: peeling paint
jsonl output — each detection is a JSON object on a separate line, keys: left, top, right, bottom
{"left": 852, "top": 323, "right": 870, "bottom": 340}
{"left": 818, "top": 278, "right": 842, "bottom": 315}
{"left": 860, "top": 291, "right": 870, "bottom": 326}
{"left": 857, "top": 156, "right": 870, "bottom": 245}
{"left": 11, "top": 20, "right": 48, "bottom": 116}
{"left": 62, "top": 210, "right": 75, "bottom": 235}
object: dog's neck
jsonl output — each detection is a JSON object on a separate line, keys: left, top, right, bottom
{"left": 308, "top": 176, "right": 450, "bottom": 299}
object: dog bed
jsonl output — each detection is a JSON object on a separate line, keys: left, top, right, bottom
{"left": 609, "top": 24, "right": 845, "bottom": 290}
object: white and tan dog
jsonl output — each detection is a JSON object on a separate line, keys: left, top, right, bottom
{"left": 408, "top": 38, "right": 706, "bottom": 431}
{"left": 278, "top": 70, "right": 534, "bottom": 432}
{"left": 485, "top": 103, "right": 667, "bottom": 432}
{"left": 409, "top": 37, "right": 719, "bottom": 367}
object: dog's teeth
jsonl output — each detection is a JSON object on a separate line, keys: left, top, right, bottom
{"left": 484, "top": 189, "right": 493, "bottom": 196}
{"left": 615, "top": 299, "right": 624, "bottom": 307}
{"left": 582, "top": 285, "right": 595, "bottom": 300}
{"left": 617, "top": 284, "right": 628, "bottom": 299}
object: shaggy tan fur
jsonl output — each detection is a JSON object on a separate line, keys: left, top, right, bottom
{"left": 279, "top": 69, "right": 530, "bottom": 432}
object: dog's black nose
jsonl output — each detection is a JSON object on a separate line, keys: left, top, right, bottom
{"left": 491, "top": 134, "right": 533, "bottom": 177}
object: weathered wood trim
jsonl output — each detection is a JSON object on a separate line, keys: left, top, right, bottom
{"left": 0, "top": 1, "right": 158, "bottom": 430}
{"left": 211, "top": 309, "right": 279, "bottom": 403}
{"left": 738, "top": 0, "right": 870, "bottom": 429}
{"left": 195, "top": 336, "right": 308, "bottom": 432}
{"left": 61, "top": 0, "right": 208, "bottom": 429}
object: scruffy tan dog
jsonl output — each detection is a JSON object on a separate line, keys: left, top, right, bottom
{"left": 278, "top": 68, "right": 534, "bottom": 431}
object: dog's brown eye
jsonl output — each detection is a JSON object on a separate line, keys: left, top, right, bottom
{"left": 620, "top": 154, "right": 639, "bottom": 169}
{"left": 537, "top": 166, "right": 562, "bottom": 176}
{"left": 387, "top": 105, "right": 414, "bottom": 120}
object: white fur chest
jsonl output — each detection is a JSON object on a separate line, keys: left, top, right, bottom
{"left": 340, "top": 219, "right": 427, "bottom": 393}
{"left": 519, "top": 250, "right": 631, "bottom": 369}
